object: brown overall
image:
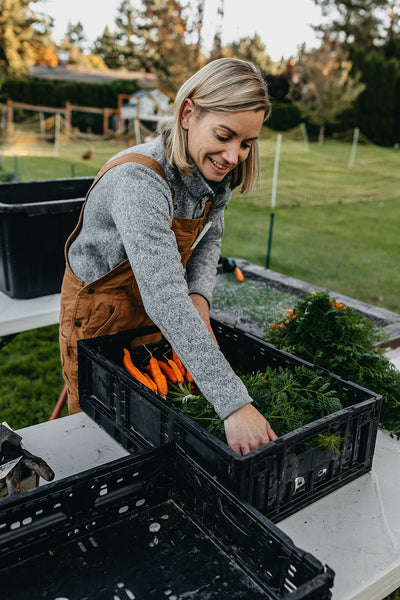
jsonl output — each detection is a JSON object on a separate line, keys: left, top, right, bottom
{"left": 59, "top": 153, "right": 213, "bottom": 415}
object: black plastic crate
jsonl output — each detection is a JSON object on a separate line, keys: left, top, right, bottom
{"left": 78, "top": 319, "right": 382, "bottom": 522}
{"left": 0, "top": 444, "right": 334, "bottom": 599}
{"left": 0, "top": 176, "right": 93, "bottom": 298}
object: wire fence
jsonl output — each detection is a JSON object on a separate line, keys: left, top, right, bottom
{"left": 1, "top": 116, "right": 400, "bottom": 207}
{"left": 233, "top": 125, "right": 400, "bottom": 208}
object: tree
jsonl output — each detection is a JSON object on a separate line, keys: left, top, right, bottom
{"left": 32, "top": 45, "right": 59, "bottom": 67}
{"left": 312, "top": 0, "right": 396, "bottom": 55}
{"left": 31, "top": 11, "right": 58, "bottom": 67}
{"left": 65, "top": 21, "right": 87, "bottom": 51}
{"left": 355, "top": 50, "right": 399, "bottom": 145}
{"left": 113, "top": 0, "right": 143, "bottom": 71}
{"left": 0, "top": 0, "right": 49, "bottom": 78}
{"left": 209, "top": 0, "right": 224, "bottom": 60}
{"left": 93, "top": 26, "right": 124, "bottom": 70}
{"left": 291, "top": 36, "right": 365, "bottom": 143}
{"left": 139, "top": 0, "right": 197, "bottom": 97}
{"left": 385, "top": 1, "right": 400, "bottom": 58}
{"left": 224, "top": 34, "right": 273, "bottom": 75}
{"left": 193, "top": 0, "right": 206, "bottom": 68}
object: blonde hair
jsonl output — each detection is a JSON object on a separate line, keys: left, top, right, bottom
{"left": 158, "top": 58, "right": 271, "bottom": 194}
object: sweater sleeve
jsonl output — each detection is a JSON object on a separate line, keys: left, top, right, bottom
{"left": 104, "top": 163, "right": 253, "bottom": 420}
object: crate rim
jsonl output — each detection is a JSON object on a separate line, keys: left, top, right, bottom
{"left": 78, "top": 320, "right": 382, "bottom": 462}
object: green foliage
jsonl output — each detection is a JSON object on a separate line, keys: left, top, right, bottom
{"left": 268, "top": 102, "right": 301, "bottom": 131}
{"left": 291, "top": 37, "right": 365, "bottom": 132}
{"left": 225, "top": 33, "right": 273, "bottom": 75}
{"left": 167, "top": 364, "right": 345, "bottom": 446}
{"left": 0, "top": 0, "right": 46, "bottom": 78}
{"left": 305, "top": 432, "right": 344, "bottom": 454}
{"left": 139, "top": 0, "right": 198, "bottom": 97}
{"left": 313, "top": 0, "right": 391, "bottom": 54}
{"left": 1, "top": 77, "right": 140, "bottom": 109}
{"left": 112, "top": 0, "right": 143, "bottom": 71}
{"left": 0, "top": 325, "right": 67, "bottom": 430}
{"left": 386, "top": 589, "right": 400, "bottom": 600}
{"left": 93, "top": 26, "right": 124, "bottom": 70}
{"left": 354, "top": 50, "right": 400, "bottom": 146}
{"left": 265, "top": 290, "right": 400, "bottom": 437}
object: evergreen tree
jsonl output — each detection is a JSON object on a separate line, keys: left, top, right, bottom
{"left": 65, "top": 21, "right": 87, "bottom": 51}
{"left": 113, "top": 0, "right": 142, "bottom": 71}
{"left": 355, "top": 50, "right": 398, "bottom": 145}
{"left": 93, "top": 26, "right": 124, "bottom": 70}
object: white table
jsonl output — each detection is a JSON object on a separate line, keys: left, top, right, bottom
{"left": 0, "top": 290, "right": 61, "bottom": 338}
{"left": 279, "top": 428, "right": 400, "bottom": 600}
{"left": 12, "top": 411, "right": 400, "bottom": 600}
{"left": 16, "top": 412, "right": 129, "bottom": 481}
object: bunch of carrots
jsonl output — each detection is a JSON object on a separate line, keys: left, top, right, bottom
{"left": 122, "top": 346, "right": 194, "bottom": 398}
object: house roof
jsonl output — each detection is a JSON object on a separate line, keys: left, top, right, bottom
{"left": 27, "top": 64, "right": 156, "bottom": 85}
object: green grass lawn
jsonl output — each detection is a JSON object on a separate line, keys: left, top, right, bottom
{"left": 222, "top": 198, "right": 400, "bottom": 313}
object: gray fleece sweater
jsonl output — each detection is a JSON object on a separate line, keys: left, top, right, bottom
{"left": 68, "top": 135, "right": 253, "bottom": 420}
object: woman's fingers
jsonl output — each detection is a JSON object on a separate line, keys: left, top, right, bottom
{"left": 224, "top": 403, "right": 278, "bottom": 455}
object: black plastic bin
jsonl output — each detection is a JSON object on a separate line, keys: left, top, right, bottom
{"left": 0, "top": 444, "right": 335, "bottom": 599}
{"left": 78, "top": 318, "right": 382, "bottom": 523}
{"left": 0, "top": 177, "right": 93, "bottom": 298}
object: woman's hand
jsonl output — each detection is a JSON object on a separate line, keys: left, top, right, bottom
{"left": 190, "top": 293, "right": 219, "bottom": 344}
{"left": 224, "top": 403, "right": 278, "bottom": 455}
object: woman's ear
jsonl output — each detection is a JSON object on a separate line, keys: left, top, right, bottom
{"left": 180, "top": 98, "right": 194, "bottom": 130}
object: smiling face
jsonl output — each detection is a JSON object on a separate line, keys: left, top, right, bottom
{"left": 180, "top": 99, "right": 264, "bottom": 182}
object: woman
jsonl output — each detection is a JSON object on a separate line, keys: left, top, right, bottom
{"left": 59, "top": 57, "right": 277, "bottom": 455}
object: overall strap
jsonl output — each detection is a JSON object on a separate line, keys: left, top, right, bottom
{"left": 86, "top": 152, "right": 172, "bottom": 198}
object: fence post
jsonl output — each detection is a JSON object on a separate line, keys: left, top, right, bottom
{"left": 266, "top": 133, "right": 282, "bottom": 269}
{"left": 348, "top": 127, "right": 360, "bottom": 168}
{"left": 300, "top": 122, "right": 309, "bottom": 151}
{"left": 6, "top": 99, "right": 13, "bottom": 134}
{"left": 39, "top": 112, "right": 45, "bottom": 138}
{"left": 54, "top": 113, "right": 60, "bottom": 157}
{"left": 65, "top": 101, "right": 71, "bottom": 138}
{"left": 134, "top": 98, "right": 141, "bottom": 144}
{"left": 0, "top": 104, "right": 6, "bottom": 169}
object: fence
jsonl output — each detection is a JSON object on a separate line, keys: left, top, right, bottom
{"left": 231, "top": 125, "right": 400, "bottom": 209}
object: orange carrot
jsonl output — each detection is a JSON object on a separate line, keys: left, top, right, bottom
{"left": 148, "top": 356, "right": 168, "bottom": 396}
{"left": 143, "top": 372, "right": 158, "bottom": 392}
{"left": 158, "top": 360, "right": 179, "bottom": 383}
{"left": 234, "top": 266, "right": 244, "bottom": 282}
{"left": 185, "top": 369, "right": 194, "bottom": 383}
{"left": 167, "top": 359, "right": 185, "bottom": 384}
{"left": 172, "top": 349, "right": 186, "bottom": 378}
{"left": 123, "top": 348, "right": 154, "bottom": 390}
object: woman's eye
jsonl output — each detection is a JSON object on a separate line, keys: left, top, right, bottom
{"left": 216, "top": 134, "right": 230, "bottom": 142}
{"left": 241, "top": 142, "right": 252, "bottom": 150}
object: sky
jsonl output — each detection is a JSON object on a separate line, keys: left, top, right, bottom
{"left": 34, "top": 0, "right": 326, "bottom": 62}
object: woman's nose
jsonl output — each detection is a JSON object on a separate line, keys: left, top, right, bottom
{"left": 222, "top": 142, "right": 240, "bottom": 165}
